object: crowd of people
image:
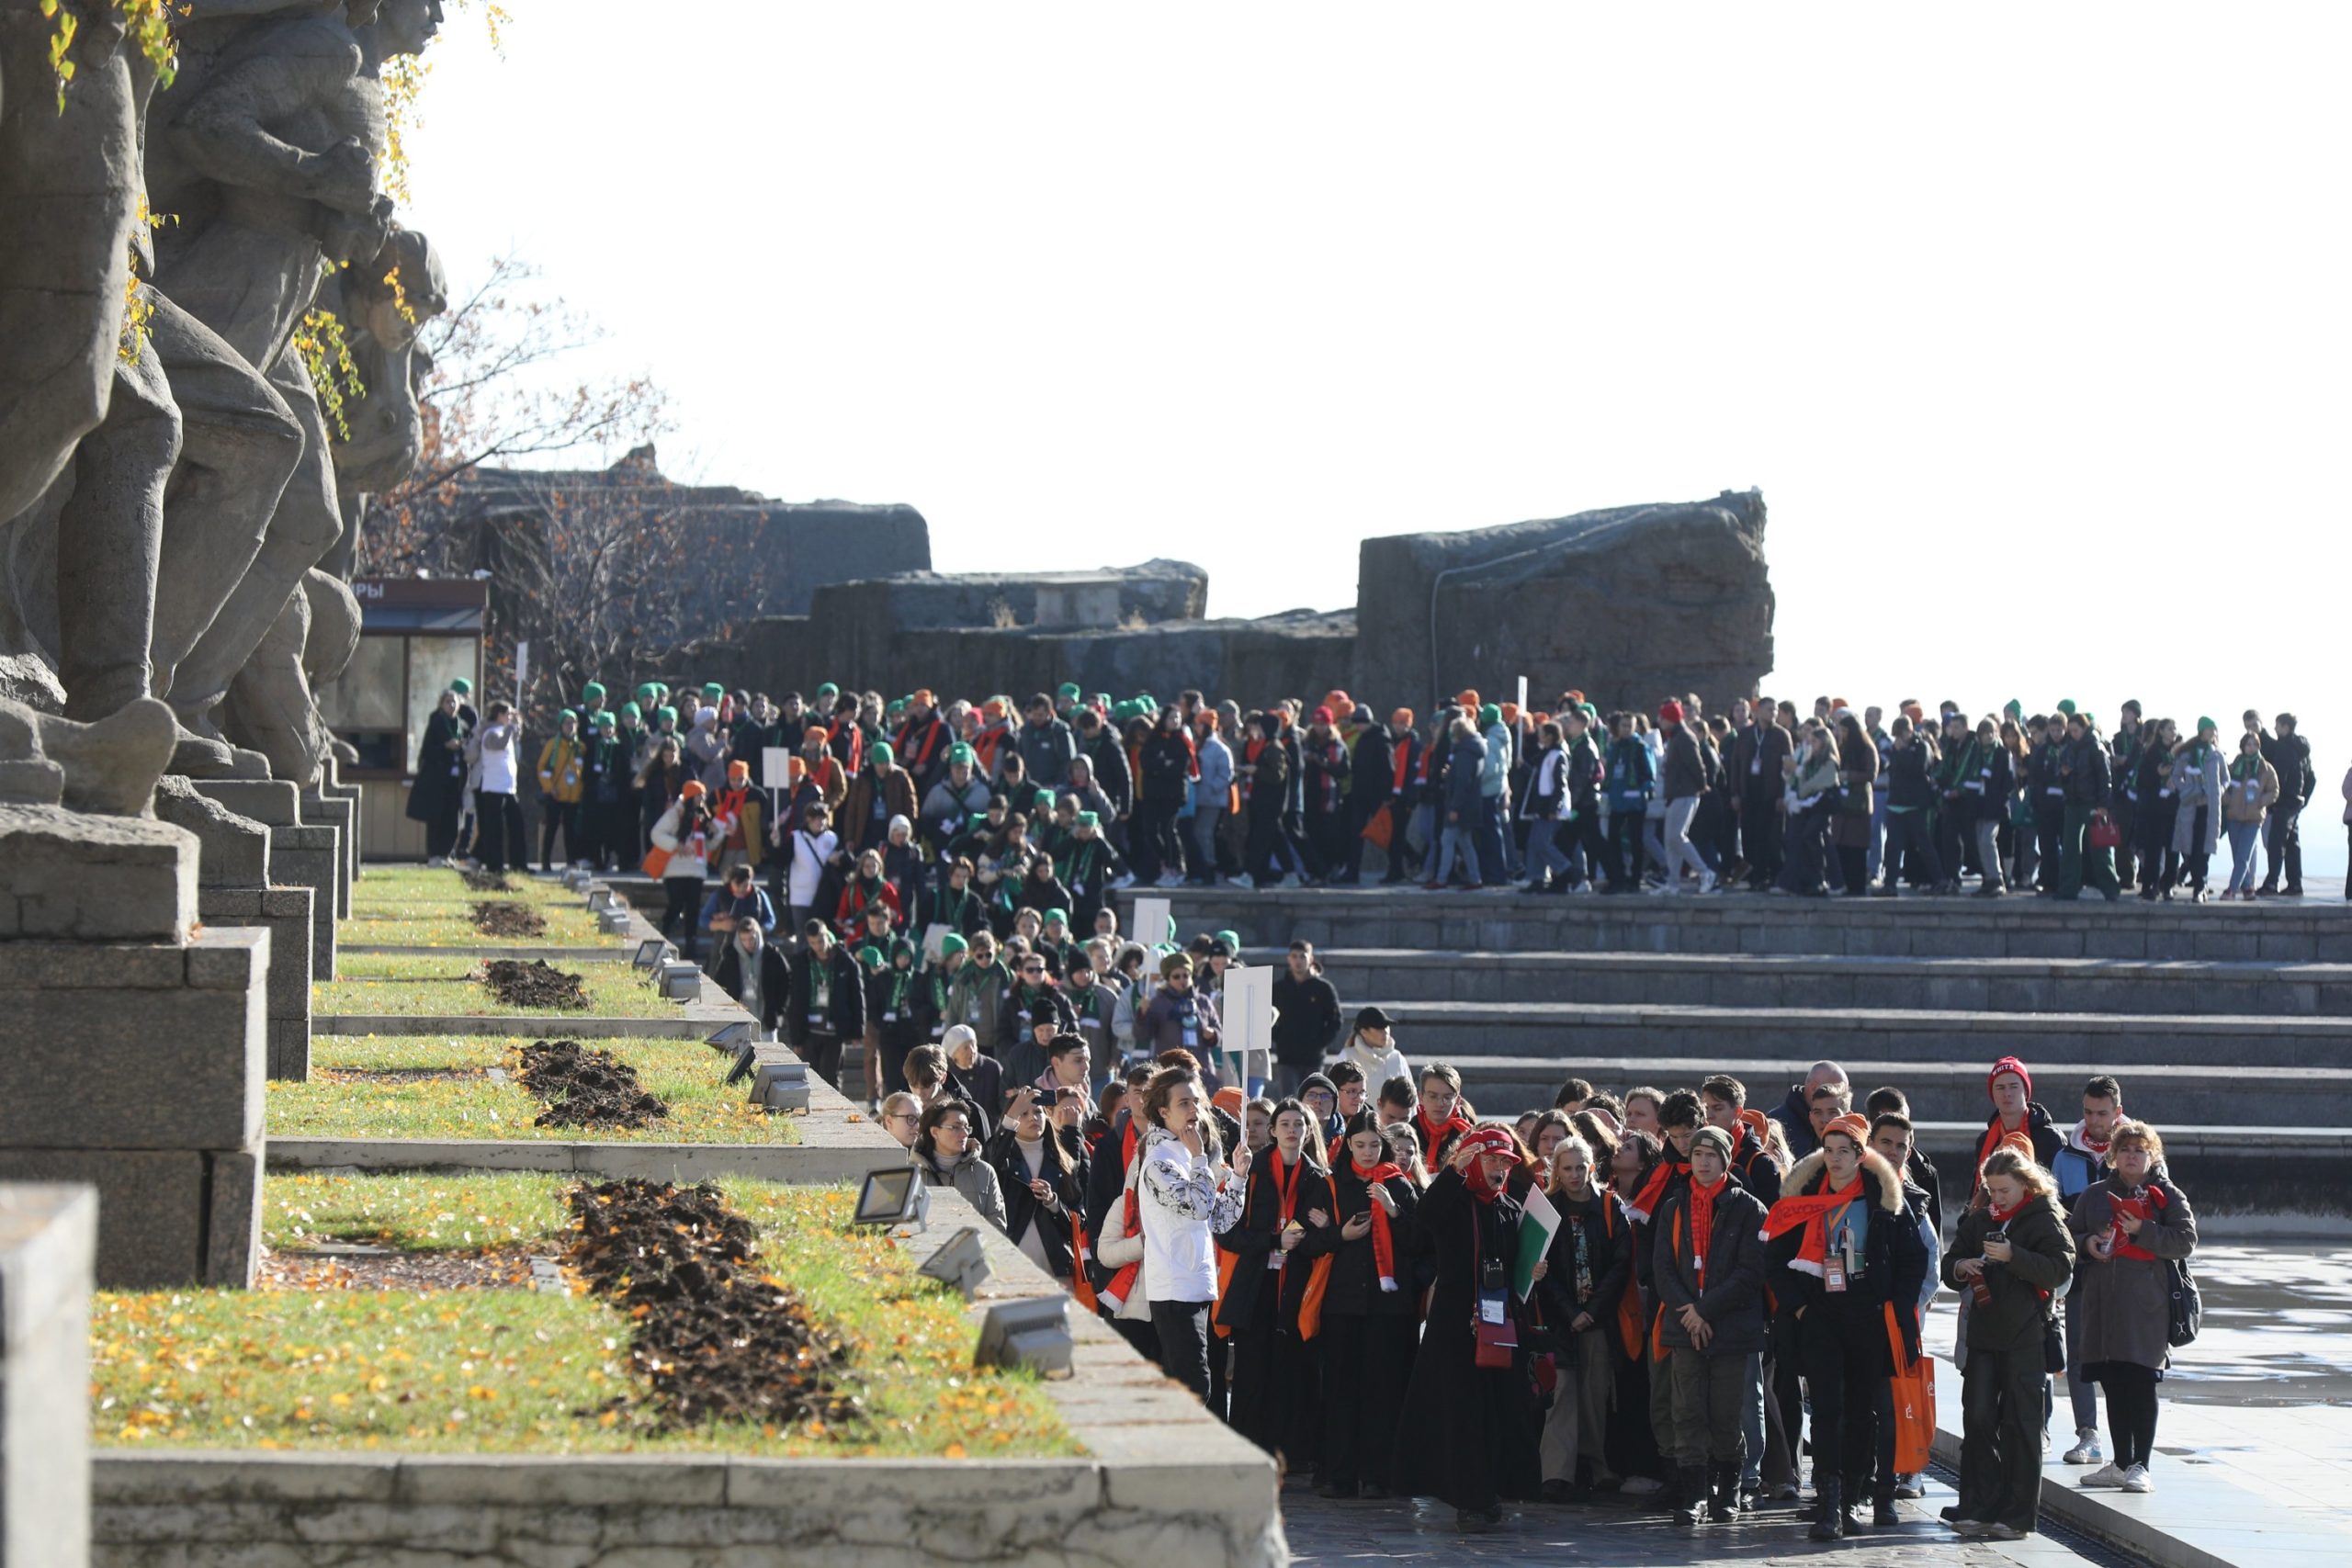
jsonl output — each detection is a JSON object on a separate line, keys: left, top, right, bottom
{"left": 866, "top": 969, "right": 2199, "bottom": 1540}
{"left": 406, "top": 675, "right": 2228, "bottom": 1539}
{"left": 412, "top": 678, "right": 2347, "bottom": 909}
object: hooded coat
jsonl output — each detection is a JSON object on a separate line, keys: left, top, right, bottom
{"left": 1768, "top": 1147, "right": 1931, "bottom": 1370}
{"left": 2067, "top": 1174, "right": 2197, "bottom": 1377}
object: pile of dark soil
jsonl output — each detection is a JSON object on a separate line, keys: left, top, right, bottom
{"left": 514, "top": 1040, "right": 668, "bottom": 1130}
{"left": 459, "top": 868, "right": 515, "bottom": 893}
{"left": 482, "top": 956, "right": 583, "bottom": 1008}
{"left": 563, "top": 1179, "right": 854, "bottom": 1430}
{"left": 473, "top": 901, "right": 548, "bottom": 939}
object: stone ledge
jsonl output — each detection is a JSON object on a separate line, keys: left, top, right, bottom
{"left": 0, "top": 805, "right": 198, "bottom": 943}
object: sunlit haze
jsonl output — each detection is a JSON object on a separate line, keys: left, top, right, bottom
{"left": 404, "top": 2, "right": 2349, "bottom": 874}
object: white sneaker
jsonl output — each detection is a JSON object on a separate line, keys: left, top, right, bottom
{"left": 2120, "top": 1464, "right": 2153, "bottom": 1494}
{"left": 1280, "top": 874, "right": 1304, "bottom": 889}
{"left": 1156, "top": 872, "right": 1183, "bottom": 887}
{"left": 1223, "top": 875, "right": 1252, "bottom": 889}
{"left": 2078, "top": 1462, "right": 2126, "bottom": 1488}
{"left": 1697, "top": 870, "right": 1718, "bottom": 894}
{"left": 1109, "top": 874, "right": 1136, "bottom": 891}
{"left": 2064, "top": 1429, "right": 2104, "bottom": 1465}
{"left": 1619, "top": 1475, "right": 1663, "bottom": 1495}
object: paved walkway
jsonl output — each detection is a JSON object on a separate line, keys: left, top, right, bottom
{"left": 1282, "top": 1480, "right": 2102, "bottom": 1566}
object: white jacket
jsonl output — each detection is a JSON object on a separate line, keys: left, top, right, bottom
{"left": 650, "top": 801, "right": 710, "bottom": 881}
{"left": 1335, "top": 1037, "right": 1410, "bottom": 1096}
{"left": 1136, "top": 1125, "right": 1244, "bottom": 1303}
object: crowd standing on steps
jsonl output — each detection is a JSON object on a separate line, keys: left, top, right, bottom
{"left": 411, "top": 673, "right": 2246, "bottom": 1541}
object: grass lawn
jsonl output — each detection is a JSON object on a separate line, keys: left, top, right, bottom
{"left": 354, "top": 866, "right": 586, "bottom": 908}
{"left": 269, "top": 1035, "right": 795, "bottom": 1145}
{"left": 94, "top": 1174, "right": 1078, "bottom": 1458}
{"left": 340, "top": 902, "right": 612, "bottom": 948}
{"left": 313, "top": 963, "right": 679, "bottom": 1019}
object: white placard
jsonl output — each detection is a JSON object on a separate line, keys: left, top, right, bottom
{"left": 1131, "top": 895, "right": 1172, "bottom": 948}
{"left": 1221, "top": 962, "right": 1275, "bottom": 1091}
{"left": 514, "top": 641, "right": 530, "bottom": 708}
{"left": 762, "top": 747, "right": 793, "bottom": 790}
{"left": 1516, "top": 674, "right": 1529, "bottom": 715}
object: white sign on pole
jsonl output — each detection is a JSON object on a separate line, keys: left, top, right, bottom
{"left": 514, "top": 641, "right": 530, "bottom": 707}
{"left": 761, "top": 747, "right": 793, "bottom": 791}
{"left": 1221, "top": 963, "right": 1275, "bottom": 1093}
{"left": 1131, "top": 895, "right": 1172, "bottom": 949}
{"left": 1516, "top": 674, "right": 1529, "bottom": 715}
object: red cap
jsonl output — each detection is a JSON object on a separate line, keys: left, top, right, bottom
{"left": 1987, "top": 1055, "right": 2032, "bottom": 1102}
{"left": 1658, "top": 700, "right": 1685, "bottom": 726}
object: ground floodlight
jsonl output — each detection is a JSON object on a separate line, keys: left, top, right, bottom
{"left": 562, "top": 869, "right": 589, "bottom": 891}
{"left": 634, "top": 939, "right": 672, "bottom": 973}
{"left": 588, "top": 887, "right": 615, "bottom": 911}
{"left": 660, "top": 961, "right": 702, "bottom": 999}
{"left": 725, "top": 1041, "right": 762, "bottom": 1086}
{"left": 918, "top": 1226, "right": 991, "bottom": 1299}
{"left": 749, "top": 1056, "right": 809, "bottom": 1111}
{"left": 977, "top": 1295, "right": 1074, "bottom": 1378}
{"left": 707, "top": 1020, "right": 754, "bottom": 1051}
{"left": 598, "top": 908, "right": 631, "bottom": 934}
{"left": 854, "top": 1167, "right": 924, "bottom": 1227}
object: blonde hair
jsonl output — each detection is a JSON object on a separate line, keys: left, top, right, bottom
{"left": 1978, "top": 1145, "right": 2057, "bottom": 1201}
{"left": 2109, "top": 1120, "right": 2166, "bottom": 1166}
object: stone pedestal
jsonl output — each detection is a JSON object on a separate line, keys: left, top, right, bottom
{"left": 319, "top": 757, "right": 362, "bottom": 881}
{"left": 300, "top": 791, "right": 353, "bottom": 919}
{"left": 0, "top": 1184, "right": 96, "bottom": 1568}
{"left": 155, "top": 781, "right": 314, "bottom": 1082}
{"left": 0, "top": 806, "right": 268, "bottom": 1289}
{"left": 190, "top": 779, "right": 337, "bottom": 981}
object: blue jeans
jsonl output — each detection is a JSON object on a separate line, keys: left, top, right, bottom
{"left": 1526, "top": 818, "right": 1575, "bottom": 886}
{"left": 1741, "top": 1349, "right": 1766, "bottom": 1489}
{"left": 1436, "top": 818, "right": 1481, "bottom": 886}
{"left": 1474, "top": 795, "right": 1509, "bottom": 884}
{"left": 2225, "top": 818, "right": 2261, "bottom": 893}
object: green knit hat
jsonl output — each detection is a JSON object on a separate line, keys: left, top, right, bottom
{"left": 635, "top": 682, "right": 659, "bottom": 705}
{"left": 816, "top": 682, "right": 840, "bottom": 701}
{"left": 1057, "top": 682, "right": 1081, "bottom": 702}
{"left": 596, "top": 713, "right": 616, "bottom": 730}
{"left": 2004, "top": 698, "right": 2022, "bottom": 719}
{"left": 2056, "top": 698, "right": 2077, "bottom": 716}
{"left": 582, "top": 681, "right": 605, "bottom": 704}
{"left": 450, "top": 676, "right": 472, "bottom": 696}
{"left": 657, "top": 705, "right": 678, "bottom": 728}
{"left": 947, "top": 742, "right": 977, "bottom": 766}
{"left": 2197, "top": 716, "right": 2217, "bottom": 734}
{"left": 869, "top": 741, "right": 895, "bottom": 765}
{"left": 1216, "top": 930, "right": 1240, "bottom": 954}
{"left": 1075, "top": 810, "right": 1099, "bottom": 829}
{"left": 1033, "top": 788, "right": 1056, "bottom": 815}
{"left": 940, "top": 933, "right": 968, "bottom": 958}
{"left": 1044, "top": 908, "right": 1069, "bottom": 928}
{"left": 1578, "top": 702, "right": 1600, "bottom": 722}
{"left": 855, "top": 943, "right": 886, "bottom": 970}
{"left": 559, "top": 707, "right": 577, "bottom": 723}
{"left": 620, "top": 701, "right": 641, "bottom": 721}
{"left": 1478, "top": 704, "right": 1501, "bottom": 729}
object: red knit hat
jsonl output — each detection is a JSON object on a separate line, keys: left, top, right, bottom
{"left": 1986, "top": 1055, "right": 2032, "bottom": 1102}
{"left": 1658, "top": 700, "right": 1685, "bottom": 726}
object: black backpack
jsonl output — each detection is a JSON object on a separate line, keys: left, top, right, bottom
{"left": 2165, "top": 1256, "right": 2202, "bottom": 1347}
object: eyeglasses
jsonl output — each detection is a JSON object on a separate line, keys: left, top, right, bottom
{"left": 937, "top": 1121, "right": 970, "bottom": 1137}
{"left": 1022, "top": 965, "right": 1046, "bottom": 976}
{"left": 885, "top": 1111, "right": 919, "bottom": 1125}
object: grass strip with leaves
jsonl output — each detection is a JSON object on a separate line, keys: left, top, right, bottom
{"left": 271, "top": 1036, "right": 793, "bottom": 1145}
{"left": 93, "top": 1174, "right": 1077, "bottom": 1458}
{"left": 314, "top": 964, "right": 673, "bottom": 1019}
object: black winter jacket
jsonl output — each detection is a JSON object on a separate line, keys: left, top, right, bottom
{"left": 786, "top": 944, "right": 865, "bottom": 1044}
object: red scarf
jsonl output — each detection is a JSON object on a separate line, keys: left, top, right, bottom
{"left": 1761, "top": 1171, "right": 1865, "bottom": 1278}
{"left": 1414, "top": 1109, "right": 1473, "bottom": 1174}
{"left": 1684, "top": 1173, "right": 1725, "bottom": 1290}
{"left": 1627, "top": 1155, "right": 1681, "bottom": 1223}
{"left": 1391, "top": 734, "right": 1412, "bottom": 794}
{"left": 1267, "top": 1149, "right": 1306, "bottom": 1228}
{"left": 1977, "top": 1116, "right": 2031, "bottom": 1172}
{"left": 1350, "top": 1157, "right": 1404, "bottom": 1292}
{"left": 2107, "top": 1187, "right": 2160, "bottom": 1262}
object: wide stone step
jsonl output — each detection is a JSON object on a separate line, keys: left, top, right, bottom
{"left": 1445, "top": 1054, "right": 2352, "bottom": 1128}
{"left": 1277, "top": 948, "right": 2352, "bottom": 1017}
{"left": 1345, "top": 997, "right": 2352, "bottom": 1067}
{"left": 1131, "top": 886, "right": 2352, "bottom": 963}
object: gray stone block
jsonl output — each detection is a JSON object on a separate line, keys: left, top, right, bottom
{"left": 189, "top": 778, "right": 300, "bottom": 829}
{"left": 153, "top": 777, "right": 270, "bottom": 888}
{"left": 0, "top": 946, "right": 266, "bottom": 1153}
{"left": 0, "top": 1184, "right": 96, "bottom": 1568}
{"left": 266, "top": 829, "right": 337, "bottom": 980}
{"left": 202, "top": 1148, "right": 261, "bottom": 1290}
{"left": 195, "top": 886, "right": 311, "bottom": 1082}
{"left": 0, "top": 805, "right": 197, "bottom": 943}
{"left": 299, "top": 793, "right": 352, "bottom": 919}
{"left": 0, "top": 1150, "right": 204, "bottom": 1289}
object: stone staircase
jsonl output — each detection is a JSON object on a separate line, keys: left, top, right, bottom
{"left": 1133, "top": 886, "right": 2352, "bottom": 1135}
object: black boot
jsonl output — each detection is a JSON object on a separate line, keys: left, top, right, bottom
{"left": 1841, "top": 1473, "right": 1865, "bottom": 1535}
{"left": 1708, "top": 1461, "right": 1739, "bottom": 1522}
{"left": 1673, "top": 1465, "right": 1706, "bottom": 1526}
{"left": 1808, "top": 1473, "right": 1845, "bottom": 1541}
{"left": 1873, "top": 1484, "right": 1900, "bottom": 1528}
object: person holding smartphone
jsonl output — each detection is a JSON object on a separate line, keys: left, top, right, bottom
{"left": 986, "top": 1083, "right": 1087, "bottom": 1280}
{"left": 1944, "top": 1146, "right": 2076, "bottom": 1541}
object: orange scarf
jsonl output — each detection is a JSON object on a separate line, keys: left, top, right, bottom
{"left": 1349, "top": 1157, "right": 1404, "bottom": 1292}
{"left": 1684, "top": 1173, "right": 1725, "bottom": 1291}
{"left": 1762, "top": 1173, "right": 1865, "bottom": 1278}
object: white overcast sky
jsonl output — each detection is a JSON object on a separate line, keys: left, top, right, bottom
{"left": 403, "top": 3, "right": 2348, "bottom": 863}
